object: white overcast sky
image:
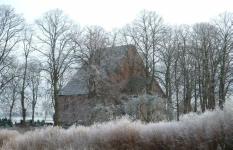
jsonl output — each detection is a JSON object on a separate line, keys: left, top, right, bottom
{"left": 1, "top": 0, "right": 233, "bottom": 31}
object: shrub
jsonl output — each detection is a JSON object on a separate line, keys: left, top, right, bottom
{"left": 124, "top": 94, "right": 167, "bottom": 122}
{"left": 0, "top": 118, "right": 13, "bottom": 127}
{"left": 29, "top": 120, "right": 45, "bottom": 127}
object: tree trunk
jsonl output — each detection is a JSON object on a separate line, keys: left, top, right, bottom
{"left": 219, "top": 76, "right": 225, "bottom": 109}
{"left": 9, "top": 87, "right": 16, "bottom": 121}
{"left": 32, "top": 105, "right": 35, "bottom": 123}
{"left": 194, "top": 65, "right": 197, "bottom": 112}
{"left": 53, "top": 73, "right": 60, "bottom": 126}
{"left": 21, "top": 78, "right": 27, "bottom": 124}
{"left": 9, "top": 100, "right": 14, "bottom": 121}
{"left": 174, "top": 59, "right": 179, "bottom": 121}
{"left": 32, "top": 91, "right": 35, "bottom": 124}
{"left": 208, "top": 72, "right": 216, "bottom": 109}
{"left": 150, "top": 42, "right": 156, "bottom": 92}
{"left": 165, "top": 64, "right": 173, "bottom": 120}
{"left": 31, "top": 86, "right": 37, "bottom": 123}
{"left": 198, "top": 64, "right": 204, "bottom": 112}
{"left": 202, "top": 61, "right": 208, "bottom": 112}
{"left": 219, "top": 60, "right": 226, "bottom": 110}
{"left": 21, "top": 52, "right": 29, "bottom": 125}
{"left": 184, "top": 74, "right": 192, "bottom": 114}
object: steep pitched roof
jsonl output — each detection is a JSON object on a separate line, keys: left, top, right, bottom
{"left": 59, "top": 44, "right": 165, "bottom": 97}
{"left": 59, "top": 45, "right": 135, "bottom": 96}
{"left": 59, "top": 68, "right": 89, "bottom": 96}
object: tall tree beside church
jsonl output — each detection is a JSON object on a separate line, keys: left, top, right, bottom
{"left": 123, "top": 10, "right": 164, "bottom": 93}
{"left": 36, "top": 9, "right": 76, "bottom": 125}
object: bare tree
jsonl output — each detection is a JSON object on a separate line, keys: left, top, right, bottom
{"left": 158, "top": 27, "right": 177, "bottom": 120}
{"left": 173, "top": 41, "right": 181, "bottom": 120}
{"left": 0, "top": 5, "right": 24, "bottom": 91}
{"left": 28, "top": 60, "right": 42, "bottom": 123}
{"left": 0, "top": 58, "right": 20, "bottom": 121}
{"left": 192, "top": 23, "right": 220, "bottom": 111}
{"left": 20, "top": 27, "right": 33, "bottom": 124}
{"left": 214, "top": 12, "right": 233, "bottom": 109}
{"left": 35, "top": 9, "right": 76, "bottom": 125}
{"left": 73, "top": 26, "right": 109, "bottom": 65}
{"left": 123, "top": 10, "right": 164, "bottom": 93}
{"left": 177, "top": 26, "right": 194, "bottom": 114}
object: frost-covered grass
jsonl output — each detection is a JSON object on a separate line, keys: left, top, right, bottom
{"left": 1, "top": 101, "right": 233, "bottom": 150}
{"left": 0, "top": 130, "right": 19, "bottom": 148}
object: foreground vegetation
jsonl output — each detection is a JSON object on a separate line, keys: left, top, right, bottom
{"left": 0, "top": 101, "right": 232, "bottom": 150}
